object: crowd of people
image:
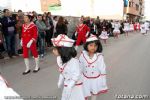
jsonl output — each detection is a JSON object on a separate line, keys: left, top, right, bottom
{"left": 0, "top": 9, "right": 150, "bottom": 60}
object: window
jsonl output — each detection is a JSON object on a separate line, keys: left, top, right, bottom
{"left": 136, "top": 4, "right": 139, "bottom": 11}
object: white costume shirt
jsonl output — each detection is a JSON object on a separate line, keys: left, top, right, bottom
{"left": 124, "top": 22, "right": 130, "bottom": 31}
{"left": 57, "top": 56, "right": 82, "bottom": 87}
{"left": 79, "top": 51, "right": 106, "bottom": 78}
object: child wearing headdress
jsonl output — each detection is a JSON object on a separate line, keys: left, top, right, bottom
{"left": 51, "top": 34, "right": 84, "bottom": 100}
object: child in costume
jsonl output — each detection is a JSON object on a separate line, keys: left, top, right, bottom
{"left": 79, "top": 35, "right": 108, "bottom": 100}
{"left": 51, "top": 34, "right": 84, "bottom": 100}
{"left": 75, "top": 20, "right": 90, "bottom": 50}
{"left": 21, "top": 15, "right": 40, "bottom": 75}
{"left": 124, "top": 21, "right": 130, "bottom": 36}
{"left": 99, "top": 27, "right": 109, "bottom": 44}
{"left": 113, "top": 21, "right": 120, "bottom": 39}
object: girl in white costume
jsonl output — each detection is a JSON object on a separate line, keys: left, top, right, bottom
{"left": 124, "top": 21, "right": 130, "bottom": 36}
{"left": 130, "top": 22, "right": 134, "bottom": 32}
{"left": 51, "top": 34, "right": 84, "bottom": 100}
{"left": 99, "top": 27, "right": 109, "bottom": 44}
{"left": 113, "top": 21, "right": 120, "bottom": 39}
{"left": 79, "top": 35, "right": 108, "bottom": 100}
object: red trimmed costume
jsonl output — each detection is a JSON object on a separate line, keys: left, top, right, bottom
{"left": 22, "top": 22, "right": 38, "bottom": 58}
{"left": 21, "top": 22, "right": 40, "bottom": 75}
{"left": 75, "top": 24, "right": 90, "bottom": 46}
{"left": 51, "top": 34, "right": 85, "bottom": 100}
{"left": 79, "top": 35, "right": 108, "bottom": 99}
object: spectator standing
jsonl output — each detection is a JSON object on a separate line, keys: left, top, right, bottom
{"left": 35, "top": 14, "right": 49, "bottom": 58}
{"left": 46, "top": 12, "right": 54, "bottom": 46}
{"left": 1, "top": 9, "right": 17, "bottom": 58}
{"left": 55, "top": 16, "right": 68, "bottom": 37}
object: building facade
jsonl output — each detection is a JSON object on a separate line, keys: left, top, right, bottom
{"left": 124, "top": 0, "right": 144, "bottom": 22}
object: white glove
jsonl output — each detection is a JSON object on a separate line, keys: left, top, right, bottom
{"left": 86, "top": 32, "right": 89, "bottom": 37}
{"left": 20, "top": 39, "right": 22, "bottom": 47}
{"left": 27, "top": 39, "right": 33, "bottom": 48}
{"left": 75, "top": 31, "right": 77, "bottom": 36}
{"left": 67, "top": 80, "right": 75, "bottom": 89}
{"left": 57, "top": 74, "right": 64, "bottom": 88}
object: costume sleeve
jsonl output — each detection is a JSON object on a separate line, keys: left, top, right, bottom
{"left": 68, "top": 59, "right": 80, "bottom": 88}
{"left": 98, "top": 55, "right": 106, "bottom": 75}
{"left": 79, "top": 54, "right": 84, "bottom": 73}
{"left": 32, "top": 26, "right": 38, "bottom": 41}
{"left": 57, "top": 56, "right": 63, "bottom": 67}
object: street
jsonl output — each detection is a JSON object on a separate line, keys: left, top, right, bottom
{"left": 0, "top": 32, "right": 150, "bottom": 100}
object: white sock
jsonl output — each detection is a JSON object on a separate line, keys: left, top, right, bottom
{"left": 24, "top": 58, "right": 30, "bottom": 72}
{"left": 34, "top": 57, "right": 39, "bottom": 70}
{"left": 91, "top": 95, "right": 97, "bottom": 100}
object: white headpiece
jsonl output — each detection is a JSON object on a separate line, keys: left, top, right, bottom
{"left": 51, "top": 34, "right": 75, "bottom": 47}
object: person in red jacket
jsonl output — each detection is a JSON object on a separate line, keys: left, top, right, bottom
{"left": 75, "top": 20, "right": 90, "bottom": 50}
{"left": 21, "top": 15, "right": 40, "bottom": 75}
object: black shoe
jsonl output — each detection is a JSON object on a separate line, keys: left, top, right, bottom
{"left": 22, "top": 70, "right": 31, "bottom": 75}
{"left": 33, "top": 68, "right": 40, "bottom": 73}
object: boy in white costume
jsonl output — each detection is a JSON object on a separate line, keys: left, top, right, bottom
{"left": 79, "top": 35, "right": 108, "bottom": 100}
{"left": 0, "top": 74, "right": 23, "bottom": 100}
{"left": 51, "top": 34, "right": 84, "bottom": 100}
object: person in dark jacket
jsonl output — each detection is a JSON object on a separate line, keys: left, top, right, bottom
{"left": 45, "top": 12, "right": 54, "bottom": 46}
{"left": 1, "top": 9, "right": 17, "bottom": 58}
{"left": 0, "top": 21, "right": 4, "bottom": 59}
{"left": 55, "top": 16, "right": 67, "bottom": 37}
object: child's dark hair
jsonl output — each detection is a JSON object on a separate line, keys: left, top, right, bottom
{"left": 56, "top": 47, "right": 77, "bottom": 64}
{"left": 84, "top": 40, "right": 103, "bottom": 53}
